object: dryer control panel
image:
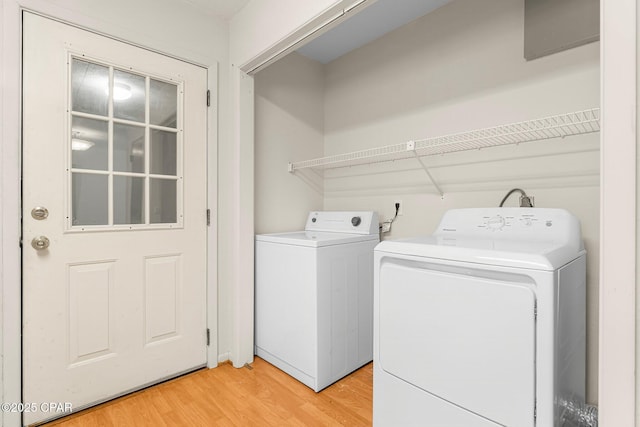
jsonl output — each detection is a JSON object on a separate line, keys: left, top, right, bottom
{"left": 476, "top": 213, "right": 548, "bottom": 232}
{"left": 434, "top": 208, "right": 583, "bottom": 249}
{"left": 476, "top": 212, "right": 559, "bottom": 232}
{"left": 305, "top": 211, "right": 379, "bottom": 235}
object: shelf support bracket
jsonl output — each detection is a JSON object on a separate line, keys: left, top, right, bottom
{"left": 407, "top": 141, "right": 444, "bottom": 197}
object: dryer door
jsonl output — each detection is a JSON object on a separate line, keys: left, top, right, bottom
{"left": 378, "top": 259, "right": 536, "bottom": 427}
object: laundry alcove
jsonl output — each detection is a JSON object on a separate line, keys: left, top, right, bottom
{"left": 253, "top": 0, "right": 600, "bottom": 408}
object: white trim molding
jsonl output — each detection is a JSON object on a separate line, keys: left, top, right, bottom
{"left": 1, "top": 1, "right": 24, "bottom": 426}
{"left": 599, "top": 0, "right": 637, "bottom": 425}
{"left": 229, "top": 66, "right": 255, "bottom": 368}
{"left": 207, "top": 64, "right": 219, "bottom": 369}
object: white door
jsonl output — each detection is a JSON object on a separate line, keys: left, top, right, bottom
{"left": 22, "top": 13, "right": 208, "bottom": 425}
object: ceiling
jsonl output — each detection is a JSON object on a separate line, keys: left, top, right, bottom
{"left": 172, "top": 0, "right": 451, "bottom": 60}
{"left": 297, "top": 0, "right": 451, "bottom": 64}
{"left": 178, "top": 0, "right": 250, "bottom": 19}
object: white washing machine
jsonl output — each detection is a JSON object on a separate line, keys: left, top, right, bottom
{"left": 255, "top": 211, "right": 379, "bottom": 391}
{"left": 373, "top": 208, "right": 586, "bottom": 427}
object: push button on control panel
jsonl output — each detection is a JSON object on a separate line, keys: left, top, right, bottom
{"left": 351, "top": 216, "right": 362, "bottom": 227}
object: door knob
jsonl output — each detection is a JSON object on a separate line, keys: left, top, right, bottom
{"left": 31, "top": 236, "right": 50, "bottom": 250}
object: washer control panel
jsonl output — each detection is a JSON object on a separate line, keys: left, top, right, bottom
{"left": 305, "top": 211, "right": 379, "bottom": 235}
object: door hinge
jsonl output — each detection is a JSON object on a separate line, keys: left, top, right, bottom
{"left": 206, "top": 90, "right": 211, "bottom": 107}
{"left": 206, "top": 328, "right": 210, "bottom": 346}
{"left": 207, "top": 209, "right": 211, "bottom": 226}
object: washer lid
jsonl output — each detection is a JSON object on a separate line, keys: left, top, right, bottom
{"left": 375, "top": 236, "right": 583, "bottom": 271}
{"left": 256, "top": 231, "right": 379, "bottom": 247}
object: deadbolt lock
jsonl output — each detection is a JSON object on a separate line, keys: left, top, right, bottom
{"left": 31, "top": 207, "right": 49, "bottom": 220}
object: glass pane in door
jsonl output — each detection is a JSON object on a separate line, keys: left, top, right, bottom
{"left": 113, "top": 70, "right": 146, "bottom": 123}
{"left": 150, "top": 79, "right": 177, "bottom": 128}
{"left": 150, "top": 129, "right": 177, "bottom": 176}
{"left": 114, "top": 123, "right": 145, "bottom": 173}
{"left": 71, "top": 59, "right": 109, "bottom": 117}
{"left": 71, "top": 173, "right": 108, "bottom": 226}
{"left": 150, "top": 179, "right": 177, "bottom": 224}
{"left": 71, "top": 116, "right": 108, "bottom": 171}
{"left": 114, "top": 176, "right": 145, "bottom": 225}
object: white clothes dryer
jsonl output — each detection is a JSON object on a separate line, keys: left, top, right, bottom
{"left": 373, "top": 208, "right": 586, "bottom": 427}
{"left": 256, "top": 211, "right": 379, "bottom": 392}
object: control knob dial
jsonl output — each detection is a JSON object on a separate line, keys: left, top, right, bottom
{"left": 487, "top": 215, "right": 505, "bottom": 231}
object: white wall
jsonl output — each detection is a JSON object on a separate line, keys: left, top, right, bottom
{"left": 1, "top": 1, "right": 229, "bottom": 424}
{"left": 11, "top": 0, "right": 228, "bottom": 64}
{"left": 254, "top": 53, "right": 325, "bottom": 234}
{"left": 322, "top": 0, "right": 600, "bottom": 403}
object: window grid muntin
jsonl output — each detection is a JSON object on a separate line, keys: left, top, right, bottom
{"left": 107, "top": 64, "right": 114, "bottom": 226}
{"left": 144, "top": 75, "right": 150, "bottom": 225}
{"left": 67, "top": 54, "right": 183, "bottom": 232}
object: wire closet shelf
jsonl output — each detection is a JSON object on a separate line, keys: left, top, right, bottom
{"left": 288, "top": 108, "right": 600, "bottom": 172}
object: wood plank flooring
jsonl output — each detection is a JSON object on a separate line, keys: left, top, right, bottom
{"left": 42, "top": 357, "right": 373, "bottom": 426}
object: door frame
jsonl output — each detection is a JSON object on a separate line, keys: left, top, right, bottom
{"left": 2, "top": 5, "right": 219, "bottom": 426}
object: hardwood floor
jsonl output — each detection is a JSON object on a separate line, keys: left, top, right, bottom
{"left": 42, "top": 357, "right": 373, "bottom": 426}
